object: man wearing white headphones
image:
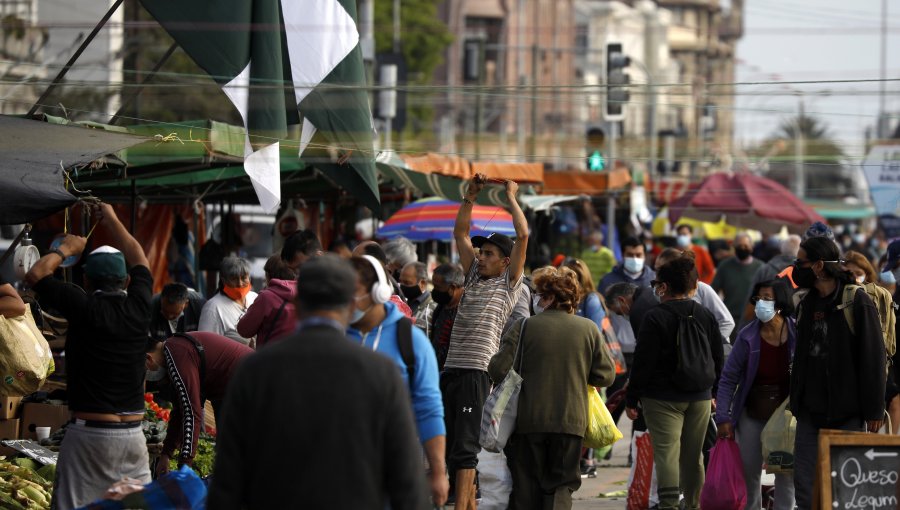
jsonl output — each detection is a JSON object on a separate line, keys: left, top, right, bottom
{"left": 347, "top": 255, "right": 448, "bottom": 507}
{"left": 443, "top": 174, "right": 529, "bottom": 509}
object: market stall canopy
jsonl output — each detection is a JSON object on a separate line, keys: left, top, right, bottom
{"left": 377, "top": 197, "right": 514, "bottom": 241}
{"left": 70, "top": 120, "right": 379, "bottom": 211}
{"left": 0, "top": 115, "right": 147, "bottom": 224}
{"left": 541, "top": 168, "right": 632, "bottom": 195}
{"left": 377, "top": 152, "right": 581, "bottom": 210}
{"left": 669, "top": 171, "right": 825, "bottom": 234}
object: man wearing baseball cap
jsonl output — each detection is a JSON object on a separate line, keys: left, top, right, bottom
{"left": 26, "top": 203, "right": 153, "bottom": 509}
{"left": 443, "top": 173, "right": 528, "bottom": 509}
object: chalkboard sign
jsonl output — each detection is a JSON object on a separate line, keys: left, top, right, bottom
{"left": 1, "top": 439, "right": 57, "bottom": 466}
{"left": 817, "top": 430, "right": 900, "bottom": 509}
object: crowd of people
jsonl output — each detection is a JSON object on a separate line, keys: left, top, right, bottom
{"left": 13, "top": 177, "right": 900, "bottom": 509}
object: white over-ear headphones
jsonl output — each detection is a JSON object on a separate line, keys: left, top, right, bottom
{"left": 362, "top": 255, "right": 392, "bottom": 304}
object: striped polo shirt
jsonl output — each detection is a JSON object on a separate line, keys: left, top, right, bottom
{"left": 444, "top": 263, "right": 522, "bottom": 372}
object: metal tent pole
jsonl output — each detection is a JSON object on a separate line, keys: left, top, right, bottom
{"left": 26, "top": 0, "right": 125, "bottom": 117}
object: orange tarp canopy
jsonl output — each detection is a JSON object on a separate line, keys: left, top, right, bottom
{"left": 399, "top": 153, "right": 543, "bottom": 183}
{"left": 541, "top": 169, "right": 632, "bottom": 195}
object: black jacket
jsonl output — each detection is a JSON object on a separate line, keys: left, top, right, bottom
{"left": 148, "top": 291, "right": 205, "bottom": 340}
{"left": 207, "top": 323, "right": 427, "bottom": 510}
{"left": 626, "top": 299, "right": 724, "bottom": 408}
{"left": 791, "top": 284, "right": 886, "bottom": 426}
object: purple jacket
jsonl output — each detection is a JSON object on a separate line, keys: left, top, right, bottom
{"left": 714, "top": 317, "right": 796, "bottom": 429}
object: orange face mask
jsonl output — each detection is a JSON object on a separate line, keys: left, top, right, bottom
{"left": 223, "top": 284, "right": 251, "bottom": 301}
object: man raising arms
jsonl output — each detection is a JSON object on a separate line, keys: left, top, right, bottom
{"left": 442, "top": 174, "right": 528, "bottom": 509}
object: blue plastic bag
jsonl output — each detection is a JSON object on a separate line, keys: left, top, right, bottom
{"left": 80, "top": 465, "right": 206, "bottom": 510}
{"left": 699, "top": 438, "right": 746, "bottom": 510}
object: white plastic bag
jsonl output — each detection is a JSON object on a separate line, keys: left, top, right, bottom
{"left": 476, "top": 449, "right": 512, "bottom": 510}
{"left": 761, "top": 398, "right": 796, "bottom": 474}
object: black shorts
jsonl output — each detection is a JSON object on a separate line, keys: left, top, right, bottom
{"left": 440, "top": 368, "right": 491, "bottom": 473}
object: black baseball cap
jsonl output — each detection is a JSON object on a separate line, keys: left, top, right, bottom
{"left": 472, "top": 233, "right": 514, "bottom": 257}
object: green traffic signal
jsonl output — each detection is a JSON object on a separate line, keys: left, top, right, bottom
{"left": 589, "top": 150, "right": 605, "bottom": 171}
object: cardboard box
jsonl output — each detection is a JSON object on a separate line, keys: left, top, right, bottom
{"left": 19, "top": 403, "right": 69, "bottom": 440}
{"left": 0, "top": 396, "right": 22, "bottom": 420}
{"left": 0, "top": 418, "right": 20, "bottom": 456}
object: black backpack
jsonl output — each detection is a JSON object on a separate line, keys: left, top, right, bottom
{"left": 660, "top": 302, "right": 716, "bottom": 392}
{"left": 397, "top": 317, "right": 415, "bottom": 393}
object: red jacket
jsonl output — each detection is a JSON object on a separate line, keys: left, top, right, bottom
{"left": 237, "top": 278, "right": 297, "bottom": 348}
{"left": 161, "top": 332, "right": 253, "bottom": 464}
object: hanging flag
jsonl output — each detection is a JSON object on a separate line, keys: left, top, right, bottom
{"left": 139, "top": 0, "right": 380, "bottom": 214}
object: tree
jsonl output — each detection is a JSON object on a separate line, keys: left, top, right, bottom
{"left": 373, "top": 0, "right": 453, "bottom": 138}
{"left": 771, "top": 113, "right": 844, "bottom": 161}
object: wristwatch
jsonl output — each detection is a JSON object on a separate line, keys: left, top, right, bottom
{"left": 48, "top": 248, "right": 66, "bottom": 260}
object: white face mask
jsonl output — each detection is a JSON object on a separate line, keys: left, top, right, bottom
{"left": 754, "top": 300, "right": 777, "bottom": 323}
{"left": 145, "top": 365, "right": 167, "bottom": 382}
{"left": 676, "top": 234, "right": 691, "bottom": 248}
{"left": 532, "top": 294, "right": 545, "bottom": 314}
{"left": 624, "top": 257, "right": 644, "bottom": 274}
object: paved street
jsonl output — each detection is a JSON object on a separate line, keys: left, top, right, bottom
{"left": 572, "top": 417, "right": 633, "bottom": 509}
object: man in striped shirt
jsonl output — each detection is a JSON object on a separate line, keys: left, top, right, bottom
{"left": 442, "top": 174, "right": 528, "bottom": 509}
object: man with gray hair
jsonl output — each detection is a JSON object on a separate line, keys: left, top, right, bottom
{"left": 199, "top": 256, "right": 258, "bottom": 346}
{"left": 712, "top": 233, "right": 763, "bottom": 336}
{"left": 208, "top": 255, "right": 427, "bottom": 509}
{"left": 384, "top": 236, "right": 418, "bottom": 280}
{"left": 400, "top": 261, "right": 434, "bottom": 320}
{"left": 425, "top": 263, "right": 466, "bottom": 367}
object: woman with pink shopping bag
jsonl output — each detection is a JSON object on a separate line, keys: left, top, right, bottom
{"left": 715, "top": 279, "right": 796, "bottom": 509}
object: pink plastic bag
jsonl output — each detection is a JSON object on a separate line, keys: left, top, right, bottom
{"left": 699, "top": 438, "right": 747, "bottom": 510}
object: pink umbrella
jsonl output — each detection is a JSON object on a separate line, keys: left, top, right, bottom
{"left": 669, "top": 172, "right": 824, "bottom": 233}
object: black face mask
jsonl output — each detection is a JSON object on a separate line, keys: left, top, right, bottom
{"left": 431, "top": 289, "right": 452, "bottom": 305}
{"left": 735, "top": 248, "right": 752, "bottom": 261}
{"left": 401, "top": 284, "right": 423, "bottom": 301}
{"left": 793, "top": 264, "right": 817, "bottom": 289}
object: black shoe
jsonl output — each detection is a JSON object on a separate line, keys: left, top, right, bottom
{"left": 580, "top": 465, "right": 597, "bottom": 478}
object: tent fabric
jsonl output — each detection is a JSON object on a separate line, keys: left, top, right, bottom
{"left": 398, "top": 153, "right": 544, "bottom": 183}
{"left": 0, "top": 115, "right": 147, "bottom": 225}
{"left": 668, "top": 172, "right": 825, "bottom": 234}
{"left": 377, "top": 197, "right": 514, "bottom": 242}
{"left": 541, "top": 169, "right": 632, "bottom": 195}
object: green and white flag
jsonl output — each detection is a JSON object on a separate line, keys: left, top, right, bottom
{"left": 139, "top": 0, "right": 379, "bottom": 214}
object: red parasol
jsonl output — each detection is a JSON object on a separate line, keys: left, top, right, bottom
{"left": 669, "top": 172, "right": 825, "bottom": 233}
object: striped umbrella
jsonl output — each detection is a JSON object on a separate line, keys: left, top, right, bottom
{"left": 377, "top": 197, "right": 515, "bottom": 242}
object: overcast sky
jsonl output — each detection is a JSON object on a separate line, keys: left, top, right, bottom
{"left": 735, "top": 0, "right": 899, "bottom": 157}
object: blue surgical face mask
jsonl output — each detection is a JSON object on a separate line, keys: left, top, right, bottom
{"left": 350, "top": 308, "right": 366, "bottom": 324}
{"left": 881, "top": 270, "right": 897, "bottom": 285}
{"left": 755, "top": 299, "right": 777, "bottom": 323}
{"left": 624, "top": 256, "right": 644, "bottom": 274}
{"left": 676, "top": 234, "right": 691, "bottom": 248}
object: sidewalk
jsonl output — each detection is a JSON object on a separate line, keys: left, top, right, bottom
{"left": 572, "top": 417, "right": 633, "bottom": 509}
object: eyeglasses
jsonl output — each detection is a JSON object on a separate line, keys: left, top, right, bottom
{"left": 793, "top": 258, "right": 812, "bottom": 268}
{"left": 750, "top": 296, "right": 775, "bottom": 304}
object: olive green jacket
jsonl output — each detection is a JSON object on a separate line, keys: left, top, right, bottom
{"left": 488, "top": 309, "right": 616, "bottom": 436}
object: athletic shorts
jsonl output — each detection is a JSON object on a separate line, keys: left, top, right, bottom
{"left": 440, "top": 368, "right": 490, "bottom": 473}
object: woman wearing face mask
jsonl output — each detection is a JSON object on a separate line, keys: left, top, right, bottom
{"left": 843, "top": 250, "right": 878, "bottom": 286}
{"left": 714, "top": 280, "right": 796, "bottom": 510}
{"left": 198, "top": 256, "right": 258, "bottom": 347}
{"left": 789, "top": 236, "right": 886, "bottom": 509}
{"left": 489, "top": 266, "right": 616, "bottom": 509}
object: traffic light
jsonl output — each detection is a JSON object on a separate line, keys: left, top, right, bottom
{"left": 604, "top": 43, "right": 630, "bottom": 121}
{"left": 586, "top": 127, "right": 606, "bottom": 171}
